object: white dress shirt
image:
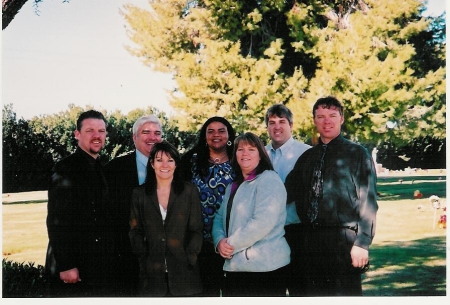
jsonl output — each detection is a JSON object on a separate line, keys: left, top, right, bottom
{"left": 266, "top": 137, "right": 311, "bottom": 225}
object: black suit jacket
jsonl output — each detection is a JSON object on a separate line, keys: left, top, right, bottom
{"left": 45, "top": 148, "right": 111, "bottom": 283}
{"left": 104, "top": 151, "right": 139, "bottom": 244}
{"left": 103, "top": 151, "right": 140, "bottom": 289}
{"left": 129, "top": 183, "right": 203, "bottom": 296}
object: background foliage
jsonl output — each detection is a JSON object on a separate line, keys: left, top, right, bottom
{"left": 122, "top": 0, "right": 445, "bottom": 146}
{"left": 2, "top": 102, "right": 445, "bottom": 193}
{"left": 2, "top": 104, "right": 197, "bottom": 193}
{"left": 2, "top": 259, "right": 49, "bottom": 297}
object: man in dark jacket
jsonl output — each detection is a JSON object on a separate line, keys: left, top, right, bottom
{"left": 285, "top": 96, "right": 378, "bottom": 296}
{"left": 45, "top": 110, "right": 112, "bottom": 297}
{"left": 103, "top": 115, "right": 163, "bottom": 296}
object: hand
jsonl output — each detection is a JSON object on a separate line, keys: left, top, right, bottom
{"left": 350, "top": 245, "right": 369, "bottom": 268}
{"left": 60, "top": 268, "right": 81, "bottom": 284}
{"left": 217, "top": 238, "right": 234, "bottom": 259}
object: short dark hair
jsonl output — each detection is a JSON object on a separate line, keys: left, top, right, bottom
{"left": 145, "top": 141, "right": 184, "bottom": 195}
{"left": 265, "top": 104, "right": 293, "bottom": 126}
{"left": 313, "top": 96, "right": 344, "bottom": 117}
{"left": 76, "top": 110, "right": 107, "bottom": 131}
{"left": 231, "top": 132, "right": 274, "bottom": 184}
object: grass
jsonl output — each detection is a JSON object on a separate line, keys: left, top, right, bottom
{"left": 362, "top": 175, "right": 447, "bottom": 296}
{"left": 362, "top": 200, "right": 447, "bottom": 296}
{"left": 363, "top": 236, "right": 446, "bottom": 296}
{"left": 2, "top": 175, "right": 448, "bottom": 296}
{"left": 377, "top": 175, "right": 446, "bottom": 201}
{"left": 2, "top": 202, "right": 48, "bottom": 267}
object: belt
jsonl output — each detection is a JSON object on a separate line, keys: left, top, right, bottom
{"left": 301, "top": 223, "right": 358, "bottom": 232}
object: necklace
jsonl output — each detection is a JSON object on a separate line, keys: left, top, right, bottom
{"left": 209, "top": 153, "right": 228, "bottom": 164}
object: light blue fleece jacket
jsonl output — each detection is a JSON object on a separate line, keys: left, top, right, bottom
{"left": 212, "top": 170, "right": 290, "bottom": 272}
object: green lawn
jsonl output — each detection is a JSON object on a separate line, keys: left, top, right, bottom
{"left": 362, "top": 176, "right": 447, "bottom": 296}
{"left": 363, "top": 236, "right": 446, "bottom": 296}
{"left": 376, "top": 175, "right": 446, "bottom": 201}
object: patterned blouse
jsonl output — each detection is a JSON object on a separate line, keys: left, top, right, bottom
{"left": 190, "top": 153, "right": 235, "bottom": 243}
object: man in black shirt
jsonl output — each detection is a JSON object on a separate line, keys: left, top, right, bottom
{"left": 285, "top": 96, "right": 378, "bottom": 296}
{"left": 45, "top": 110, "right": 112, "bottom": 297}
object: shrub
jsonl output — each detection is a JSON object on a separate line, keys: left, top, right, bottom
{"left": 2, "top": 259, "right": 49, "bottom": 297}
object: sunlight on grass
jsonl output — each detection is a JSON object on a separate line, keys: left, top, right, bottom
{"left": 362, "top": 175, "right": 446, "bottom": 296}
{"left": 393, "top": 282, "right": 418, "bottom": 288}
{"left": 422, "top": 259, "right": 446, "bottom": 267}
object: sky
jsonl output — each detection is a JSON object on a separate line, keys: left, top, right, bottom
{"left": 1, "top": 0, "right": 447, "bottom": 120}
{"left": 2, "top": 0, "right": 176, "bottom": 120}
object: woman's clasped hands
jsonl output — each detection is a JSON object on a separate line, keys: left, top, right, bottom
{"left": 217, "top": 238, "right": 234, "bottom": 259}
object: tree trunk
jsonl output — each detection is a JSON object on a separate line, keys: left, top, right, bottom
{"left": 2, "top": 0, "right": 29, "bottom": 30}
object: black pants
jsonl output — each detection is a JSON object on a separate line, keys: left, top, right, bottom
{"left": 284, "top": 223, "right": 308, "bottom": 296}
{"left": 222, "top": 265, "right": 288, "bottom": 297}
{"left": 111, "top": 251, "right": 140, "bottom": 297}
{"left": 297, "top": 225, "right": 362, "bottom": 296}
{"left": 198, "top": 241, "right": 225, "bottom": 297}
{"left": 47, "top": 279, "right": 114, "bottom": 297}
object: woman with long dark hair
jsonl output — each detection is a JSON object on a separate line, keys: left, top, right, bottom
{"left": 180, "top": 116, "right": 236, "bottom": 296}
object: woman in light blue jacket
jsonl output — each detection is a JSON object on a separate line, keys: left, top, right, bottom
{"left": 212, "top": 132, "right": 290, "bottom": 297}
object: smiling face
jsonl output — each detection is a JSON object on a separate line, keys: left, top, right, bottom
{"left": 133, "top": 122, "right": 163, "bottom": 157}
{"left": 267, "top": 114, "right": 293, "bottom": 149}
{"left": 74, "top": 118, "right": 106, "bottom": 158}
{"left": 151, "top": 150, "right": 176, "bottom": 181}
{"left": 313, "top": 105, "right": 344, "bottom": 144}
{"left": 205, "top": 121, "right": 229, "bottom": 153}
{"left": 236, "top": 141, "right": 261, "bottom": 176}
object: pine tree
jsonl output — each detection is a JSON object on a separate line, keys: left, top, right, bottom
{"left": 122, "top": 0, "right": 445, "bottom": 145}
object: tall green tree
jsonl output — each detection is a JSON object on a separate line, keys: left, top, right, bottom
{"left": 2, "top": 104, "right": 54, "bottom": 192}
{"left": 122, "top": 0, "right": 445, "bottom": 146}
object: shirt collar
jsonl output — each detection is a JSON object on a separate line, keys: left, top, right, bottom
{"left": 270, "top": 137, "right": 295, "bottom": 155}
{"left": 318, "top": 134, "right": 343, "bottom": 147}
{"left": 230, "top": 169, "right": 257, "bottom": 194}
{"left": 76, "top": 147, "right": 97, "bottom": 166}
{"left": 245, "top": 169, "right": 257, "bottom": 181}
{"left": 136, "top": 149, "right": 149, "bottom": 167}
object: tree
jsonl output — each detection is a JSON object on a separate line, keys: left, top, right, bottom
{"left": 2, "top": 104, "right": 198, "bottom": 192}
{"left": 2, "top": 0, "right": 69, "bottom": 30}
{"left": 2, "top": 104, "right": 54, "bottom": 192}
{"left": 122, "top": 0, "right": 445, "bottom": 147}
{"left": 2, "top": 0, "right": 29, "bottom": 30}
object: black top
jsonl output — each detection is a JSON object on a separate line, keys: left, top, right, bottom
{"left": 285, "top": 135, "right": 378, "bottom": 250}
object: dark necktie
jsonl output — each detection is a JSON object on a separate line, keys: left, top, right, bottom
{"left": 307, "top": 144, "right": 327, "bottom": 223}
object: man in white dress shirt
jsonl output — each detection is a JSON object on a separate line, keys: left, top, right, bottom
{"left": 264, "top": 104, "right": 311, "bottom": 296}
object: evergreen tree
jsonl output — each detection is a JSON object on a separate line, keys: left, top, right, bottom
{"left": 122, "top": 0, "right": 445, "bottom": 146}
